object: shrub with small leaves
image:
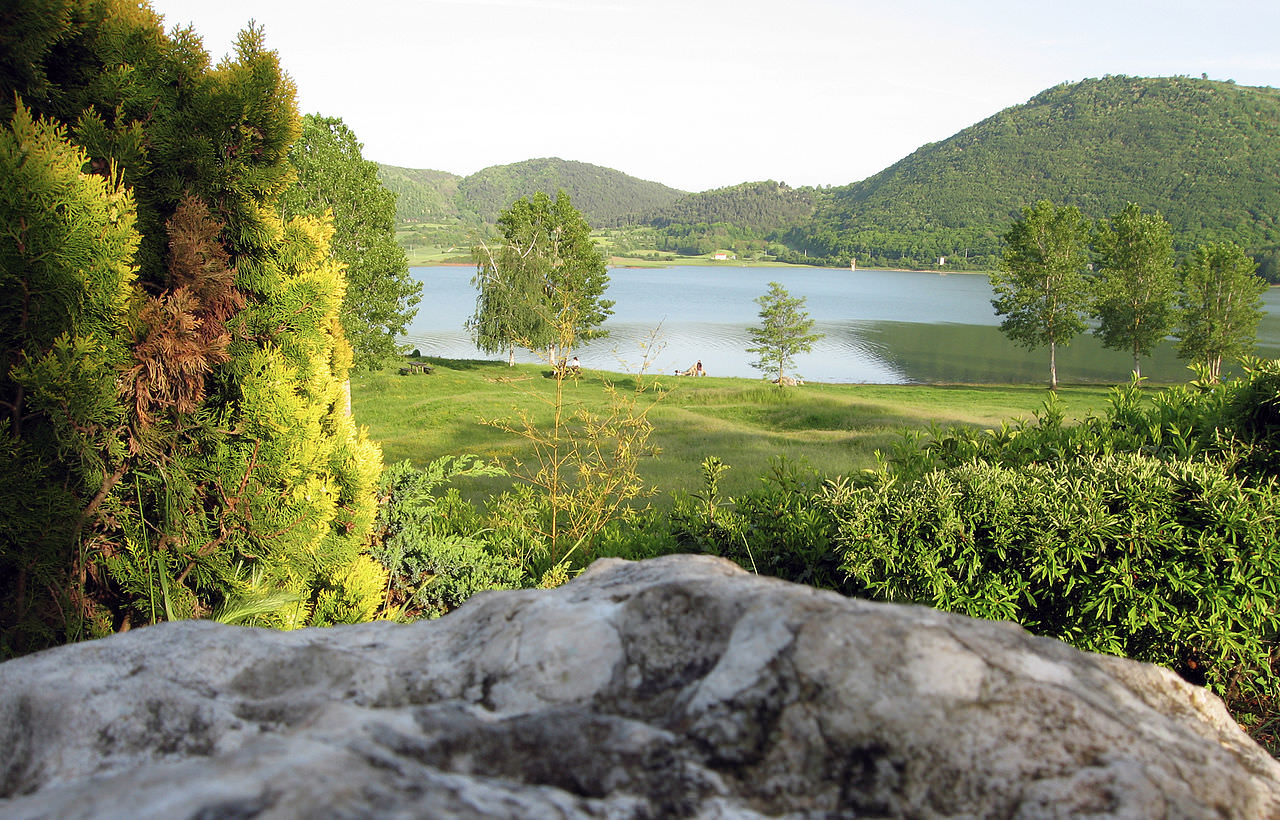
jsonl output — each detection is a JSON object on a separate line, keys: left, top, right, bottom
{"left": 825, "top": 453, "right": 1280, "bottom": 700}
{"left": 372, "top": 457, "right": 524, "bottom": 618}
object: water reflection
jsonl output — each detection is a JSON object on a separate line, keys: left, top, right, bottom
{"left": 867, "top": 322, "right": 1195, "bottom": 384}
{"left": 402, "top": 266, "right": 1280, "bottom": 384}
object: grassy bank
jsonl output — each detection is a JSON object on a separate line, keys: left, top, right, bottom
{"left": 351, "top": 358, "right": 1119, "bottom": 501}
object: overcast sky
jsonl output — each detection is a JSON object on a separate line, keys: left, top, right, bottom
{"left": 145, "top": 0, "right": 1280, "bottom": 193}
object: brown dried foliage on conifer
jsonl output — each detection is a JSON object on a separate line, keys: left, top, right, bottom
{"left": 125, "top": 196, "right": 244, "bottom": 424}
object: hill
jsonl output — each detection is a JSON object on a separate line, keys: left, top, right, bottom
{"left": 640, "top": 180, "right": 817, "bottom": 233}
{"left": 628, "top": 180, "right": 820, "bottom": 258}
{"left": 377, "top": 165, "right": 462, "bottom": 223}
{"left": 783, "top": 75, "right": 1280, "bottom": 271}
{"left": 378, "top": 157, "right": 686, "bottom": 230}
{"left": 455, "top": 158, "right": 686, "bottom": 226}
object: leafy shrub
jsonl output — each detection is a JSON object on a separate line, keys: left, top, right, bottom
{"left": 824, "top": 454, "right": 1280, "bottom": 700}
{"left": 650, "top": 368, "right": 1280, "bottom": 748}
{"left": 1220, "top": 357, "right": 1280, "bottom": 474}
{"left": 670, "top": 457, "right": 842, "bottom": 589}
{"left": 372, "top": 458, "right": 524, "bottom": 618}
{"left": 593, "top": 508, "right": 680, "bottom": 562}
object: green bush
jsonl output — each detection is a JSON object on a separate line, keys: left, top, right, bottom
{"left": 643, "top": 368, "right": 1280, "bottom": 749}
{"left": 824, "top": 454, "right": 1280, "bottom": 699}
{"left": 669, "top": 457, "right": 842, "bottom": 589}
{"left": 372, "top": 458, "right": 525, "bottom": 618}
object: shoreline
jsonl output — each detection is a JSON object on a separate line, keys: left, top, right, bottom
{"left": 409, "top": 258, "right": 992, "bottom": 275}
{"left": 398, "top": 355, "right": 1179, "bottom": 390}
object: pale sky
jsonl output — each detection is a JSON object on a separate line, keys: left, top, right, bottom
{"left": 146, "top": 0, "right": 1280, "bottom": 193}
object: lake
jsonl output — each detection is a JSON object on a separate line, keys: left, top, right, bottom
{"left": 401, "top": 265, "right": 1280, "bottom": 384}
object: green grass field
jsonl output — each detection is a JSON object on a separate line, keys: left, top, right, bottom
{"left": 351, "top": 358, "right": 1122, "bottom": 501}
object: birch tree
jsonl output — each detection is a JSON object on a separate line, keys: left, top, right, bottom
{"left": 990, "top": 200, "right": 1090, "bottom": 390}
{"left": 1175, "top": 242, "right": 1266, "bottom": 381}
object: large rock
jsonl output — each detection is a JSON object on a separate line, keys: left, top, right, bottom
{"left": 0, "top": 554, "right": 1277, "bottom": 818}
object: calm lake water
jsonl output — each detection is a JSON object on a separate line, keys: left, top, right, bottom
{"left": 402, "top": 265, "right": 1280, "bottom": 384}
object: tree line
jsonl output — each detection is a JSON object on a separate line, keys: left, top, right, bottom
{"left": 992, "top": 201, "right": 1267, "bottom": 389}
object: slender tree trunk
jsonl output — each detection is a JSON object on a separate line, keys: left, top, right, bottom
{"left": 1049, "top": 341, "right": 1058, "bottom": 390}
{"left": 508, "top": 347, "right": 515, "bottom": 367}
{"left": 549, "top": 363, "right": 565, "bottom": 549}
{"left": 1133, "top": 344, "right": 1141, "bottom": 380}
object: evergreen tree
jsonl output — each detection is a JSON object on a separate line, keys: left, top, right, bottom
{"left": 990, "top": 200, "right": 1090, "bottom": 390}
{"left": 470, "top": 191, "right": 612, "bottom": 364}
{"left": 0, "top": 103, "right": 139, "bottom": 650}
{"left": 0, "top": 2, "right": 385, "bottom": 651}
{"left": 1090, "top": 203, "right": 1177, "bottom": 378}
{"left": 281, "top": 114, "right": 420, "bottom": 370}
{"left": 745, "top": 281, "right": 823, "bottom": 384}
{"left": 1175, "top": 242, "right": 1267, "bottom": 381}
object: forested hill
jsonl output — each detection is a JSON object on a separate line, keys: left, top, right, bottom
{"left": 377, "top": 157, "right": 685, "bottom": 227}
{"left": 785, "top": 75, "right": 1280, "bottom": 270}
{"left": 640, "top": 181, "right": 817, "bottom": 233}
{"left": 456, "top": 158, "right": 685, "bottom": 226}
{"left": 377, "top": 165, "right": 462, "bottom": 223}
{"left": 379, "top": 76, "right": 1280, "bottom": 274}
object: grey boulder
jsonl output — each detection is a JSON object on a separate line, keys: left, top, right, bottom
{"left": 1, "top": 554, "right": 1277, "bottom": 818}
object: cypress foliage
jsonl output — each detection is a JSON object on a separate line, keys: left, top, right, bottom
{"left": 0, "top": 103, "right": 139, "bottom": 650}
{"left": 1, "top": 1, "right": 384, "bottom": 651}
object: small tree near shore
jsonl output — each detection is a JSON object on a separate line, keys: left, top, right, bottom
{"left": 1175, "top": 242, "right": 1267, "bottom": 381}
{"left": 469, "top": 191, "right": 612, "bottom": 365}
{"left": 746, "top": 281, "right": 823, "bottom": 384}
{"left": 990, "top": 200, "right": 1090, "bottom": 390}
{"left": 1090, "top": 203, "right": 1177, "bottom": 379}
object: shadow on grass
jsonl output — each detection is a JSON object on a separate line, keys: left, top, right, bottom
{"left": 417, "top": 356, "right": 509, "bottom": 373}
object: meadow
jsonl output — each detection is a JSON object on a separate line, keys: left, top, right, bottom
{"left": 351, "top": 357, "right": 1119, "bottom": 501}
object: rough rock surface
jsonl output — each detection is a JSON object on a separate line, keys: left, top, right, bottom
{"left": 1, "top": 554, "right": 1278, "bottom": 819}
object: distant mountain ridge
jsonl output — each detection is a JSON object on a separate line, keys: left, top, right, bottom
{"left": 459, "top": 158, "right": 685, "bottom": 226}
{"left": 380, "top": 76, "right": 1280, "bottom": 273}
{"left": 377, "top": 165, "right": 462, "bottom": 223}
{"left": 640, "top": 181, "right": 817, "bottom": 233}
{"left": 377, "top": 158, "right": 684, "bottom": 227}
